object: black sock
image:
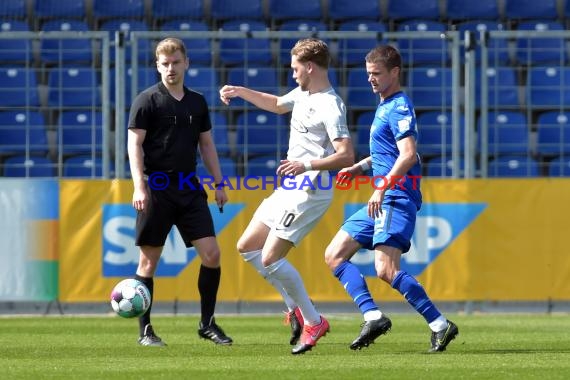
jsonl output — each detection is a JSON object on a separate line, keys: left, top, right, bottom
{"left": 135, "top": 274, "right": 154, "bottom": 336}
{"left": 198, "top": 265, "right": 221, "bottom": 326}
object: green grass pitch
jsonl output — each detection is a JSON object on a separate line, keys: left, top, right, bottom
{"left": 1, "top": 314, "right": 570, "bottom": 379}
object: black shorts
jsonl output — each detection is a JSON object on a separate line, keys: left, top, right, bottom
{"left": 135, "top": 179, "right": 215, "bottom": 247}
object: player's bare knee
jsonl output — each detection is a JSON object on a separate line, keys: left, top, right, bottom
{"left": 200, "top": 248, "right": 221, "bottom": 267}
{"left": 324, "top": 246, "right": 342, "bottom": 271}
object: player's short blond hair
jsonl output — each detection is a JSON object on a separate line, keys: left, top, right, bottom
{"left": 290, "top": 38, "right": 330, "bottom": 69}
{"left": 155, "top": 37, "right": 187, "bottom": 60}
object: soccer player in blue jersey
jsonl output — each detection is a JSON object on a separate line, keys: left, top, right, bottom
{"left": 324, "top": 45, "right": 458, "bottom": 352}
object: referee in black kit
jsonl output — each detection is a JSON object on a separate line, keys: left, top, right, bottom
{"left": 127, "top": 37, "right": 232, "bottom": 347}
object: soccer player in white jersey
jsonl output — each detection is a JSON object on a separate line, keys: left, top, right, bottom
{"left": 325, "top": 45, "right": 458, "bottom": 352}
{"left": 219, "top": 38, "right": 354, "bottom": 354}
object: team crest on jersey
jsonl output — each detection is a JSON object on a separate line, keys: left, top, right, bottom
{"left": 397, "top": 117, "right": 412, "bottom": 132}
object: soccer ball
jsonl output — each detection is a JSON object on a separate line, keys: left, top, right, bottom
{"left": 110, "top": 279, "right": 151, "bottom": 318}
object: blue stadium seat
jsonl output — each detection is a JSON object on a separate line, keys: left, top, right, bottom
{"left": 0, "top": 21, "right": 33, "bottom": 63}
{"left": 504, "top": 0, "right": 558, "bottom": 19}
{"left": 160, "top": 20, "right": 211, "bottom": 65}
{"left": 99, "top": 19, "right": 152, "bottom": 64}
{"left": 548, "top": 156, "right": 570, "bottom": 176}
{"left": 407, "top": 67, "right": 452, "bottom": 109}
{"left": 47, "top": 67, "right": 100, "bottom": 108}
{"left": 184, "top": 67, "right": 221, "bottom": 108}
{"left": 34, "top": 0, "right": 86, "bottom": 20}
{"left": 287, "top": 67, "right": 338, "bottom": 89}
{"left": 355, "top": 111, "right": 375, "bottom": 157}
{"left": 487, "top": 155, "right": 540, "bottom": 177}
{"left": 0, "top": 67, "right": 40, "bottom": 107}
{"left": 226, "top": 67, "right": 278, "bottom": 108}
{"left": 0, "top": 0, "right": 26, "bottom": 19}
{"left": 196, "top": 156, "right": 237, "bottom": 177}
{"left": 526, "top": 66, "right": 570, "bottom": 110}
{"left": 218, "top": 20, "right": 272, "bottom": 66}
{"left": 57, "top": 110, "right": 103, "bottom": 155}
{"left": 152, "top": 0, "right": 203, "bottom": 24}
{"left": 536, "top": 112, "right": 570, "bottom": 157}
{"left": 269, "top": 0, "right": 322, "bottom": 24}
{"left": 456, "top": 21, "right": 509, "bottom": 65}
{"left": 210, "top": 111, "right": 231, "bottom": 156}
{"left": 397, "top": 20, "right": 448, "bottom": 65}
{"left": 111, "top": 66, "right": 158, "bottom": 107}
{"left": 337, "top": 21, "right": 387, "bottom": 67}
{"left": 476, "top": 67, "right": 519, "bottom": 109}
{"left": 93, "top": 0, "right": 144, "bottom": 22}
{"left": 0, "top": 111, "right": 49, "bottom": 155}
{"left": 445, "top": 0, "right": 499, "bottom": 21}
{"left": 346, "top": 68, "right": 376, "bottom": 109}
{"left": 245, "top": 154, "right": 280, "bottom": 176}
{"left": 63, "top": 155, "right": 108, "bottom": 177}
{"left": 417, "top": 111, "right": 453, "bottom": 157}
{"left": 236, "top": 111, "right": 287, "bottom": 156}
{"left": 388, "top": 0, "right": 440, "bottom": 20}
{"left": 328, "top": 0, "right": 381, "bottom": 23}
{"left": 277, "top": 20, "right": 327, "bottom": 64}
{"left": 40, "top": 20, "right": 92, "bottom": 64}
{"left": 515, "top": 21, "right": 566, "bottom": 65}
{"left": 425, "top": 156, "right": 464, "bottom": 177}
{"left": 478, "top": 111, "right": 529, "bottom": 157}
{"left": 3, "top": 155, "right": 56, "bottom": 177}
{"left": 211, "top": 0, "right": 264, "bottom": 23}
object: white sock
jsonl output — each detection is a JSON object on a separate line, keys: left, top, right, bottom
{"left": 265, "top": 258, "right": 321, "bottom": 325}
{"left": 241, "top": 249, "right": 296, "bottom": 310}
{"left": 428, "top": 316, "right": 449, "bottom": 332}
{"left": 363, "top": 309, "right": 383, "bottom": 322}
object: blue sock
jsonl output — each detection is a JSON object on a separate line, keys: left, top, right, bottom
{"left": 334, "top": 261, "right": 378, "bottom": 314}
{"left": 392, "top": 271, "right": 441, "bottom": 323}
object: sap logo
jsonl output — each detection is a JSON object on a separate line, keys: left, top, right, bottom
{"left": 346, "top": 203, "right": 486, "bottom": 277}
{"left": 102, "top": 203, "right": 245, "bottom": 277}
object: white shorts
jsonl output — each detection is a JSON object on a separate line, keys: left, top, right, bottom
{"left": 253, "top": 184, "right": 333, "bottom": 246}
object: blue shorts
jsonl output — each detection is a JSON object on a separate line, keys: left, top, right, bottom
{"left": 341, "top": 195, "right": 417, "bottom": 253}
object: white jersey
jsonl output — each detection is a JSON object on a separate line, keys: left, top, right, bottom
{"left": 278, "top": 86, "right": 350, "bottom": 162}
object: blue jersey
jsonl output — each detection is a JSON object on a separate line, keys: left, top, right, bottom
{"left": 369, "top": 91, "right": 422, "bottom": 209}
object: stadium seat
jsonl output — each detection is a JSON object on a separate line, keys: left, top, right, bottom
{"left": 425, "top": 156, "right": 464, "bottom": 177}
{"left": 93, "top": 0, "right": 144, "bottom": 23}
{"left": 0, "top": 67, "right": 40, "bottom": 107}
{"left": 276, "top": 20, "right": 327, "bottom": 65}
{"left": 515, "top": 21, "right": 566, "bottom": 65}
{"left": 407, "top": 67, "right": 452, "bottom": 109}
{"left": 47, "top": 67, "right": 100, "bottom": 108}
{"left": 152, "top": 0, "right": 203, "bottom": 25}
{"left": 327, "top": 0, "right": 381, "bottom": 24}
{"left": 160, "top": 20, "right": 211, "bottom": 65}
{"left": 387, "top": 0, "right": 440, "bottom": 21}
{"left": 210, "top": 111, "right": 231, "bottom": 156}
{"left": 40, "top": 20, "right": 92, "bottom": 64}
{"left": 0, "top": 111, "right": 49, "bottom": 155}
{"left": 236, "top": 111, "right": 287, "bottom": 156}
{"left": 0, "top": 0, "right": 26, "bottom": 19}
{"left": 397, "top": 20, "right": 448, "bottom": 65}
{"left": 526, "top": 66, "right": 570, "bottom": 110}
{"left": 57, "top": 110, "right": 103, "bottom": 155}
{"left": 445, "top": 0, "right": 499, "bottom": 21}
{"left": 218, "top": 20, "right": 272, "bottom": 66}
{"left": 226, "top": 67, "right": 279, "bottom": 108}
{"left": 210, "top": 0, "right": 264, "bottom": 24}
{"left": 34, "top": 0, "right": 86, "bottom": 21}
{"left": 548, "top": 156, "right": 570, "bottom": 176}
{"left": 487, "top": 155, "right": 540, "bottom": 177}
{"left": 355, "top": 111, "right": 375, "bottom": 157}
{"left": 184, "top": 67, "right": 221, "bottom": 108}
{"left": 476, "top": 67, "right": 519, "bottom": 109}
{"left": 337, "top": 21, "right": 387, "bottom": 67}
{"left": 536, "top": 112, "right": 570, "bottom": 157}
{"left": 111, "top": 66, "right": 158, "bottom": 107}
{"left": 196, "top": 156, "right": 237, "bottom": 177}
{"left": 245, "top": 154, "right": 280, "bottom": 176}
{"left": 269, "top": 0, "right": 322, "bottom": 25}
{"left": 0, "top": 21, "right": 33, "bottom": 64}
{"left": 346, "top": 68, "right": 377, "bottom": 110}
{"left": 63, "top": 155, "right": 108, "bottom": 177}
{"left": 99, "top": 19, "right": 151, "bottom": 64}
{"left": 3, "top": 155, "right": 56, "bottom": 177}
{"left": 417, "top": 111, "right": 453, "bottom": 157}
{"left": 478, "top": 111, "right": 529, "bottom": 157}
{"left": 504, "top": 0, "right": 558, "bottom": 20}
{"left": 456, "top": 21, "right": 509, "bottom": 65}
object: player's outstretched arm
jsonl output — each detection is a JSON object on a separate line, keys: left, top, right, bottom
{"left": 219, "top": 85, "right": 288, "bottom": 114}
